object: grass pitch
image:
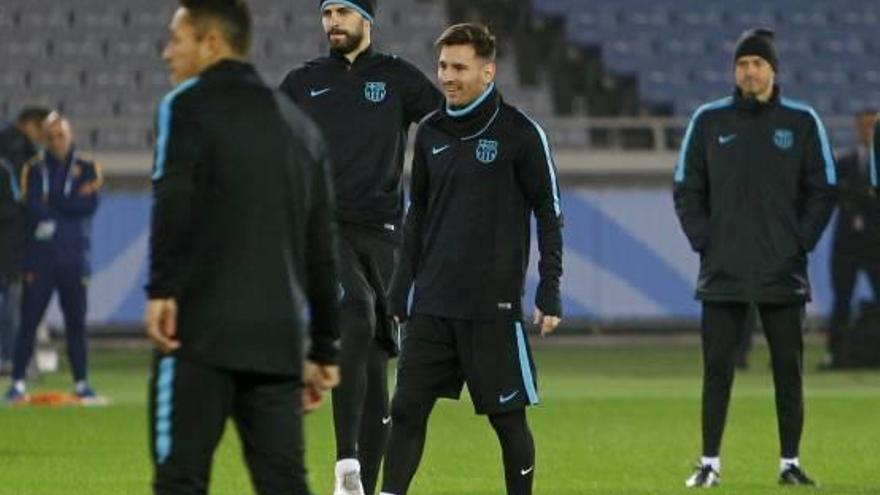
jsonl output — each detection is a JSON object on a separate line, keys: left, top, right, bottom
{"left": 1, "top": 336, "right": 879, "bottom": 494}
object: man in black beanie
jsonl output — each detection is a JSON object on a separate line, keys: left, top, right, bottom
{"left": 674, "top": 27, "right": 834, "bottom": 487}
{"left": 280, "top": 2, "right": 442, "bottom": 494}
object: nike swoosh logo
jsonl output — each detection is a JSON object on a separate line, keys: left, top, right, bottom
{"left": 309, "top": 88, "right": 331, "bottom": 97}
{"left": 432, "top": 144, "right": 451, "bottom": 155}
{"left": 498, "top": 390, "right": 519, "bottom": 404}
{"left": 520, "top": 466, "right": 534, "bottom": 476}
{"left": 718, "top": 134, "right": 737, "bottom": 145}
{"left": 382, "top": 416, "right": 391, "bottom": 425}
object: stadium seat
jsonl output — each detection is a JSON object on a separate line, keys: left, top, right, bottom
{"left": 90, "top": 125, "right": 152, "bottom": 150}
{"left": 0, "top": 36, "right": 48, "bottom": 60}
{"left": 19, "top": 8, "right": 72, "bottom": 30}
{"left": 74, "top": 6, "right": 125, "bottom": 31}
{"left": 29, "top": 66, "right": 84, "bottom": 93}
{"left": 106, "top": 36, "right": 160, "bottom": 62}
{"left": 62, "top": 95, "right": 117, "bottom": 120}
{"left": 48, "top": 35, "right": 105, "bottom": 63}
{"left": 86, "top": 69, "right": 138, "bottom": 92}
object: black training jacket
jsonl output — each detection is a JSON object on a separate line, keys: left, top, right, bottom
{"left": 674, "top": 87, "right": 836, "bottom": 303}
{"left": 388, "top": 85, "right": 564, "bottom": 321}
{"left": 279, "top": 47, "right": 442, "bottom": 233}
{"left": 832, "top": 148, "right": 880, "bottom": 255}
{"left": 872, "top": 116, "right": 880, "bottom": 191}
{"left": 0, "top": 125, "right": 37, "bottom": 280}
{"left": 146, "top": 60, "right": 340, "bottom": 375}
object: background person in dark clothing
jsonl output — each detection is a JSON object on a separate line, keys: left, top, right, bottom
{"left": 0, "top": 107, "right": 49, "bottom": 376}
{"left": 280, "top": 1, "right": 441, "bottom": 493}
{"left": 0, "top": 108, "right": 50, "bottom": 173}
{"left": 145, "top": 1, "right": 341, "bottom": 493}
{"left": 4, "top": 113, "right": 103, "bottom": 403}
{"left": 674, "top": 28, "right": 835, "bottom": 488}
{"left": 381, "top": 23, "right": 563, "bottom": 495}
{"left": 826, "top": 110, "right": 880, "bottom": 367}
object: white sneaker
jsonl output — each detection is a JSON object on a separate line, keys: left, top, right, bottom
{"left": 685, "top": 464, "right": 720, "bottom": 488}
{"left": 333, "top": 458, "right": 365, "bottom": 495}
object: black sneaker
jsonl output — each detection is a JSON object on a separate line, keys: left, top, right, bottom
{"left": 685, "top": 464, "right": 720, "bottom": 488}
{"left": 779, "top": 464, "right": 817, "bottom": 486}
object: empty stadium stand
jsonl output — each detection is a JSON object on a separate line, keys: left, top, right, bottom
{"left": 0, "top": 0, "right": 875, "bottom": 154}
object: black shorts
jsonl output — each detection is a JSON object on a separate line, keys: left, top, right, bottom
{"left": 393, "top": 314, "right": 539, "bottom": 415}
{"left": 338, "top": 223, "right": 400, "bottom": 356}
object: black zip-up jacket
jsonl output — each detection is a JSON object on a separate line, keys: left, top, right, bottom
{"left": 674, "top": 87, "right": 837, "bottom": 303}
{"left": 0, "top": 126, "right": 37, "bottom": 281}
{"left": 279, "top": 47, "right": 442, "bottom": 233}
{"left": 832, "top": 148, "right": 880, "bottom": 254}
{"left": 0, "top": 126, "right": 38, "bottom": 175}
{"left": 872, "top": 117, "right": 880, "bottom": 191}
{"left": 388, "top": 84, "right": 564, "bottom": 321}
{"left": 0, "top": 156, "right": 24, "bottom": 280}
{"left": 146, "top": 60, "right": 340, "bottom": 375}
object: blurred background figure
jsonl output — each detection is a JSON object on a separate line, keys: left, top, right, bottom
{"left": 825, "top": 110, "right": 880, "bottom": 369}
{"left": 0, "top": 107, "right": 50, "bottom": 376}
{"left": 4, "top": 113, "right": 103, "bottom": 403}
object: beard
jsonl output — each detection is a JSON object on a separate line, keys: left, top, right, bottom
{"left": 739, "top": 79, "right": 771, "bottom": 99}
{"left": 327, "top": 28, "right": 364, "bottom": 56}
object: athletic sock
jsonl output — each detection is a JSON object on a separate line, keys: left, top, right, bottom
{"left": 780, "top": 457, "right": 799, "bottom": 472}
{"left": 701, "top": 456, "right": 720, "bottom": 472}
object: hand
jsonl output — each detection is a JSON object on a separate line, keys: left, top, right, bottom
{"left": 78, "top": 182, "right": 98, "bottom": 196}
{"left": 144, "top": 298, "right": 181, "bottom": 353}
{"left": 533, "top": 307, "right": 561, "bottom": 336}
{"left": 302, "top": 361, "right": 340, "bottom": 414}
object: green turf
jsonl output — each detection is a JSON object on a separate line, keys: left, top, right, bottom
{"left": 1, "top": 339, "right": 879, "bottom": 494}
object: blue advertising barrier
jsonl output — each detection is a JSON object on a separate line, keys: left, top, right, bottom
{"left": 41, "top": 189, "right": 864, "bottom": 328}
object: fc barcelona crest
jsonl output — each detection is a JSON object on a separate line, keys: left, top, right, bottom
{"left": 476, "top": 139, "right": 499, "bottom": 164}
{"left": 773, "top": 129, "right": 794, "bottom": 150}
{"left": 364, "top": 82, "right": 387, "bottom": 103}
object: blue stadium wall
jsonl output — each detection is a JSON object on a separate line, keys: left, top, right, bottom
{"left": 41, "top": 188, "right": 864, "bottom": 328}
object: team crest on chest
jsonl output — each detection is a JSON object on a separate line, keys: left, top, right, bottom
{"left": 476, "top": 139, "right": 499, "bottom": 164}
{"left": 773, "top": 129, "right": 794, "bottom": 150}
{"left": 364, "top": 82, "right": 387, "bottom": 103}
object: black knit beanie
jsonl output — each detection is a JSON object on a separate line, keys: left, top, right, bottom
{"left": 319, "top": 0, "right": 375, "bottom": 23}
{"left": 734, "top": 28, "right": 778, "bottom": 71}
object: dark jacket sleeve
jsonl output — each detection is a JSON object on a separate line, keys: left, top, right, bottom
{"left": 304, "top": 138, "right": 341, "bottom": 365}
{"left": 21, "top": 161, "right": 45, "bottom": 225}
{"left": 387, "top": 129, "right": 428, "bottom": 320}
{"left": 402, "top": 61, "right": 443, "bottom": 125}
{"left": 0, "top": 161, "right": 19, "bottom": 222}
{"left": 146, "top": 95, "right": 203, "bottom": 299}
{"left": 278, "top": 69, "right": 303, "bottom": 104}
{"left": 516, "top": 118, "right": 564, "bottom": 318}
{"left": 48, "top": 162, "right": 101, "bottom": 217}
{"left": 872, "top": 116, "right": 879, "bottom": 190}
{"left": 798, "top": 116, "right": 837, "bottom": 252}
{"left": 673, "top": 112, "right": 710, "bottom": 252}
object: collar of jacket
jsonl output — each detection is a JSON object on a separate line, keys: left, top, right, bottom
{"left": 44, "top": 146, "right": 76, "bottom": 169}
{"left": 200, "top": 58, "right": 261, "bottom": 82}
{"left": 431, "top": 84, "right": 502, "bottom": 140}
{"left": 733, "top": 84, "right": 781, "bottom": 114}
{"left": 329, "top": 45, "right": 379, "bottom": 69}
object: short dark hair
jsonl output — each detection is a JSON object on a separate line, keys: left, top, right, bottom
{"left": 180, "top": 0, "right": 252, "bottom": 55}
{"left": 17, "top": 106, "right": 51, "bottom": 126}
{"left": 435, "top": 23, "right": 496, "bottom": 61}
